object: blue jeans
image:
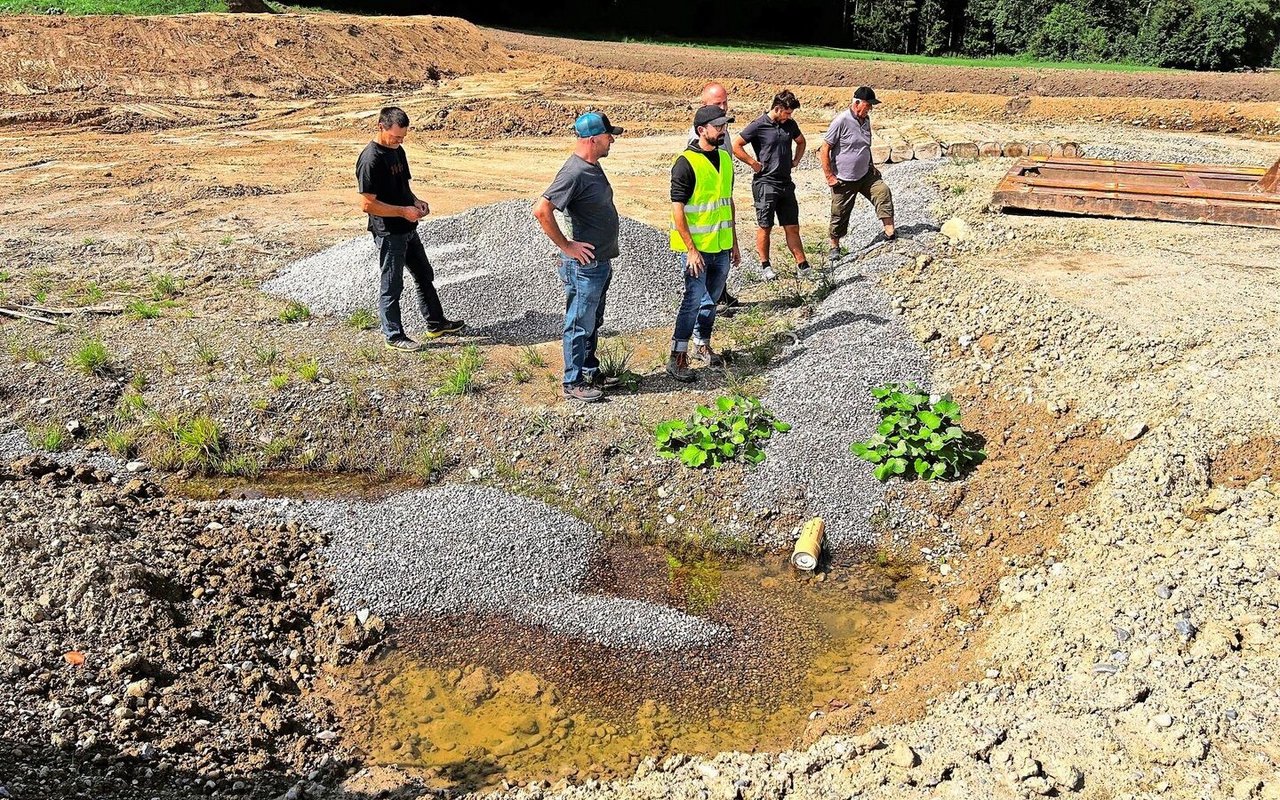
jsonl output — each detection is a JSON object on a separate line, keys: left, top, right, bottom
{"left": 672, "top": 250, "right": 729, "bottom": 347}
{"left": 374, "top": 230, "right": 445, "bottom": 340}
{"left": 559, "top": 257, "right": 613, "bottom": 386}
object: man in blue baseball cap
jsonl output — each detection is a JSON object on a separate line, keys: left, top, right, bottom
{"left": 533, "top": 111, "right": 624, "bottom": 403}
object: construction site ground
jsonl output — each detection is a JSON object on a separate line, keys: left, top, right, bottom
{"left": 2, "top": 14, "right": 1280, "bottom": 800}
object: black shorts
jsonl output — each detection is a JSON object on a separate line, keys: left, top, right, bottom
{"left": 751, "top": 180, "right": 800, "bottom": 228}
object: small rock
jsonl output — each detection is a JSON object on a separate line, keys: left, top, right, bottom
{"left": 1153, "top": 713, "right": 1174, "bottom": 728}
{"left": 1123, "top": 422, "right": 1148, "bottom": 441}
{"left": 888, "top": 741, "right": 919, "bottom": 768}
{"left": 125, "top": 461, "right": 149, "bottom": 473}
{"left": 941, "top": 217, "right": 973, "bottom": 243}
{"left": 1155, "top": 584, "right": 1172, "bottom": 599}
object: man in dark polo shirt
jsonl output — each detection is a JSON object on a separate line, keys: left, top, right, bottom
{"left": 732, "top": 89, "right": 812, "bottom": 281}
{"left": 533, "top": 111, "right": 624, "bottom": 404}
{"left": 356, "top": 106, "right": 464, "bottom": 351}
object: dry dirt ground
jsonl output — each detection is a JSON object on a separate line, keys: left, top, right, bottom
{"left": 2, "top": 13, "right": 1280, "bottom": 800}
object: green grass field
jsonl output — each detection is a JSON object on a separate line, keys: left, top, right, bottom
{"left": 619, "top": 37, "right": 1167, "bottom": 72}
{"left": 0, "top": 0, "right": 225, "bottom": 11}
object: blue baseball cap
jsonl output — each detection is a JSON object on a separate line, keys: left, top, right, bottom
{"left": 574, "top": 112, "right": 623, "bottom": 138}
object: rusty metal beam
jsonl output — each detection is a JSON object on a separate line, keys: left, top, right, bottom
{"left": 1258, "top": 157, "right": 1280, "bottom": 194}
{"left": 991, "top": 156, "right": 1280, "bottom": 230}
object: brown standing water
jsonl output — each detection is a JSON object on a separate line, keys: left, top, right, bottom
{"left": 328, "top": 546, "right": 925, "bottom": 793}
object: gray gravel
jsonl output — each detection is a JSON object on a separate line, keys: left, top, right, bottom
{"left": 1082, "top": 135, "right": 1267, "bottom": 165}
{"left": 262, "top": 200, "right": 687, "bottom": 344}
{"left": 248, "top": 485, "right": 726, "bottom": 651}
{"left": 749, "top": 160, "right": 940, "bottom": 550}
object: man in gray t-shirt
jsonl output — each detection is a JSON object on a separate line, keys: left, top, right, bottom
{"left": 819, "top": 86, "right": 896, "bottom": 263}
{"left": 533, "top": 111, "right": 624, "bottom": 403}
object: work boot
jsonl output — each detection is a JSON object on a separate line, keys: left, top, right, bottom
{"left": 384, "top": 335, "right": 423, "bottom": 352}
{"left": 425, "top": 318, "right": 466, "bottom": 338}
{"left": 665, "top": 351, "right": 696, "bottom": 383}
{"left": 589, "top": 372, "right": 622, "bottom": 389}
{"left": 563, "top": 382, "right": 604, "bottom": 403}
{"left": 691, "top": 343, "right": 724, "bottom": 368}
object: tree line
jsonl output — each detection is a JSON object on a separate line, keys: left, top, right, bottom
{"left": 400, "top": 0, "right": 1280, "bottom": 71}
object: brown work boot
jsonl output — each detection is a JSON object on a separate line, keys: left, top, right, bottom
{"left": 691, "top": 343, "right": 724, "bottom": 367}
{"left": 665, "top": 351, "right": 696, "bottom": 383}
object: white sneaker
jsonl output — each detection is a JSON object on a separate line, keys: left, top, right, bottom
{"left": 761, "top": 264, "right": 777, "bottom": 281}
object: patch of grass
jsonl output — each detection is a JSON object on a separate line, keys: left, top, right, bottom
{"left": 126, "top": 299, "right": 161, "bottom": 320}
{"left": 411, "top": 423, "right": 452, "bottom": 482}
{"left": 8, "top": 336, "right": 48, "bottom": 364}
{"left": 149, "top": 273, "right": 180, "bottom": 301}
{"left": 436, "top": 345, "right": 484, "bottom": 396}
{"left": 254, "top": 347, "right": 280, "bottom": 368}
{"left": 519, "top": 345, "right": 546, "bottom": 368}
{"left": 174, "top": 415, "right": 222, "bottom": 472}
{"left": 345, "top": 308, "right": 377, "bottom": 331}
{"left": 0, "top": 271, "right": 10, "bottom": 283}
{"left": 27, "top": 423, "right": 65, "bottom": 452}
{"left": 219, "top": 235, "right": 235, "bottom": 246}
{"left": 294, "top": 358, "right": 321, "bottom": 383}
{"left": 250, "top": 397, "right": 270, "bottom": 413}
{"left": 357, "top": 345, "right": 383, "bottom": 364}
{"left": 103, "top": 427, "right": 136, "bottom": 458}
{"left": 295, "top": 447, "right": 320, "bottom": 471}
{"left": 70, "top": 338, "right": 112, "bottom": 376}
{"left": 193, "top": 340, "right": 220, "bottom": 369}
{"left": 0, "top": 0, "right": 228, "bottom": 13}
{"left": 129, "top": 371, "right": 148, "bottom": 393}
{"left": 219, "top": 453, "right": 262, "bottom": 479}
{"left": 261, "top": 436, "right": 296, "bottom": 464}
{"left": 80, "top": 283, "right": 106, "bottom": 305}
{"left": 114, "top": 391, "right": 147, "bottom": 422}
{"left": 596, "top": 337, "right": 639, "bottom": 390}
{"left": 269, "top": 373, "right": 291, "bottom": 391}
{"left": 279, "top": 301, "right": 311, "bottom": 324}
{"left": 511, "top": 366, "right": 532, "bottom": 384}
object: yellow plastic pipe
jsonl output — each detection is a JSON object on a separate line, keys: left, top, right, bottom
{"left": 790, "top": 517, "right": 825, "bottom": 571}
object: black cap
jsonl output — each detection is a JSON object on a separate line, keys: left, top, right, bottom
{"left": 693, "top": 104, "right": 734, "bottom": 129}
{"left": 853, "top": 86, "right": 880, "bottom": 105}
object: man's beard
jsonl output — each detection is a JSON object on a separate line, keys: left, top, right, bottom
{"left": 708, "top": 134, "right": 725, "bottom": 147}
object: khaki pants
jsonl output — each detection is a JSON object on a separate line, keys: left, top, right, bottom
{"left": 829, "top": 167, "right": 894, "bottom": 239}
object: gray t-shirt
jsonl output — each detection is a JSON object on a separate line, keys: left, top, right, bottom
{"left": 542, "top": 154, "right": 620, "bottom": 261}
{"left": 823, "top": 109, "right": 873, "bottom": 182}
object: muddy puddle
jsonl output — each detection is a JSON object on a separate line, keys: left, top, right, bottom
{"left": 329, "top": 545, "right": 925, "bottom": 792}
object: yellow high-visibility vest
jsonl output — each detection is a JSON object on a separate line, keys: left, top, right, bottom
{"left": 670, "top": 149, "right": 734, "bottom": 253}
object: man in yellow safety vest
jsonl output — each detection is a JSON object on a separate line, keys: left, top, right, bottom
{"left": 667, "top": 105, "right": 741, "bottom": 382}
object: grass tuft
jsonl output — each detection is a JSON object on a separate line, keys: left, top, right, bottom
{"left": 27, "top": 424, "right": 65, "bottom": 452}
{"left": 70, "top": 338, "right": 112, "bottom": 376}
{"left": 149, "top": 273, "right": 180, "bottom": 300}
{"left": 126, "top": 299, "right": 161, "bottom": 320}
{"left": 436, "top": 345, "right": 484, "bottom": 396}
{"left": 345, "top": 308, "right": 377, "bottom": 330}
{"left": 279, "top": 301, "right": 311, "bottom": 324}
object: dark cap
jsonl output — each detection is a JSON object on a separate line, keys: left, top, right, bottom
{"left": 853, "top": 86, "right": 880, "bottom": 105}
{"left": 693, "top": 105, "right": 734, "bottom": 129}
{"left": 574, "top": 112, "right": 623, "bottom": 137}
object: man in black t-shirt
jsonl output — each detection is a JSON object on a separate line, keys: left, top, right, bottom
{"left": 732, "top": 90, "right": 812, "bottom": 280}
{"left": 356, "top": 106, "right": 464, "bottom": 352}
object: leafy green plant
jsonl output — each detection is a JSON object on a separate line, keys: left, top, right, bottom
{"left": 279, "top": 301, "right": 311, "bottom": 324}
{"left": 850, "top": 383, "right": 986, "bottom": 482}
{"left": 345, "top": 308, "right": 377, "bottom": 330}
{"left": 70, "top": 338, "right": 112, "bottom": 376}
{"left": 654, "top": 395, "right": 791, "bottom": 469}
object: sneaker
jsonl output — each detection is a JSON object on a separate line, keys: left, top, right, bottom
{"left": 797, "top": 260, "right": 812, "bottom": 273}
{"left": 384, "top": 336, "right": 423, "bottom": 352}
{"left": 761, "top": 263, "right": 778, "bottom": 281}
{"left": 589, "top": 372, "right": 622, "bottom": 389}
{"left": 425, "top": 318, "right": 466, "bottom": 338}
{"left": 564, "top": 382, "right": 604, "bottom": 403}
{"left": 719, "top": 289, "right": 742, "bottom": 309}
{"left": 828, "top": 247, "right": 844, "bottom": 264}
{"left": 691, "top": 343, "right": 724, "bottom": 367}
{"left": 665, "top": 351, "right": 696, "bottom": 383}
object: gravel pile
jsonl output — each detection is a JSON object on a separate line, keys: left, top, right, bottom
{"left": 262, "top": 200, "right": 686, "bottom": 344}
{"left": 748, "top": 160, "right": 939, "bottom": 549}
{"left": 258, "top": 485, "right": 726, "bottom": 651}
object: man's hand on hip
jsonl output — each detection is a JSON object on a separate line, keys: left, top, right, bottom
{"left": 824, "top": 173, "right": 838, "bottom": 187}
{"left": 562, "top": 240, "right": 596, "bottom": 265}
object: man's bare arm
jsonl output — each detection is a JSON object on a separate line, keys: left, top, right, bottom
{"left": 731, "top": 134, "right": 759, "bottom": 173}
{"left": 792, "top": 133, "right": 807, "bottom": 167}
{"left": 533, "top": 196, "right": 594, "bottom": 264}
{"left": 359, "top": 192, "right": 419, "bottom": 221}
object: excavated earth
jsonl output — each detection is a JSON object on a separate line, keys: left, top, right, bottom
{"left": 2, "top": 12, "right": 1280, "bottom": 800}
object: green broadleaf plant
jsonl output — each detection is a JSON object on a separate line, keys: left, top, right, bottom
{"left": 655, "top": 394, "right": 791, "bottom": 469}
{"left": 851, "top": 382, "right": 986, "bottom": 482}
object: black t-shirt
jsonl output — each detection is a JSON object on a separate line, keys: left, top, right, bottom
{"left": 542, "top": 155, "right": 621, "bottom": 261}
{"left": 356, "top": 141, "right": 415, "bottom": 236}
{"left": 738, "top": 113, "right": 803, "bottom": 186}
{"left": 670, "top": 146, "right": 724, "bottom": 203}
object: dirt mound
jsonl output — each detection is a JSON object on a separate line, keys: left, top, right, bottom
{"left": 0, "top": 14, "right": 511, "bottom": 99}
{"left": 495, "top": 29, "right": 1280, "bottom": 103}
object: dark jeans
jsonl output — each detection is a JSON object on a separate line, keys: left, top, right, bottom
{"left": 559, "top": 256, "right": 613, "bottom": 386}
{"left": 672, "top": 250, "right": 730, "bottom": 347}
{"left": 374, "top": 230, "right": 444, "bottom": 340}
